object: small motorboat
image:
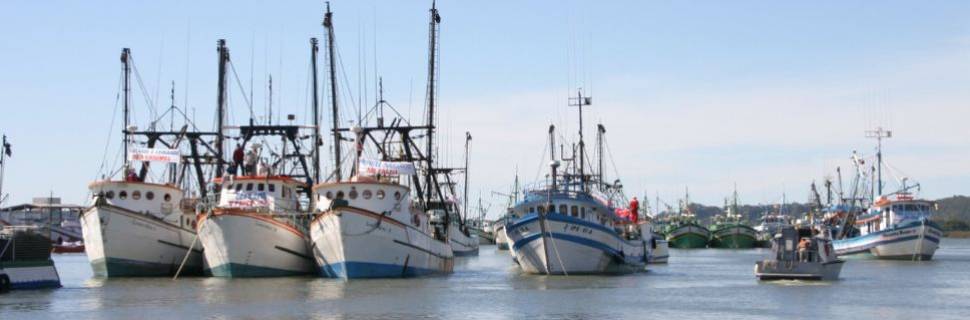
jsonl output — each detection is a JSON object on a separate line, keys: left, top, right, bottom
{"left": 755, "top": 226, "right": 844, "bottom": 281}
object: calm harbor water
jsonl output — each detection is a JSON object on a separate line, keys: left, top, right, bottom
{"left": 3, "top": 239, "right": 970, "bottom": 320}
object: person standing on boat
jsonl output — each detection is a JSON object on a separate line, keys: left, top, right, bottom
{"left": 125, "top": 167, "right": 139, "bottom": 182}
{"left": 231, "top": 144, "right": 245, "bottom": 175}
{"left": 244, "top": 145, "right": 258, "bottom": 176}
{"left": 797, "top": 237, "right": 811, "bottom": 262}
{"left": 629, "top": 197, "right": 640, "bottom": 224}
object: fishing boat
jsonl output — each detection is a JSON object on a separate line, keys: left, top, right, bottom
{"left": 708, "top": 189, "right": 757, "bottom": 249}
{"left": 195, "top": 37, "right": 324, "bottom": 277}
{"left": 1, "top": 226, "right": 61, "bottom": 291}
{"left": 829, "top": 128, "right": 942, "bottom": 261}
{"left": 505, "top": 92, "right": 649, "bottom": 275}
{"left": 754, "top": 210, "right": 793, "bottom": 248}
{"left": 309, "top": 3, "right": 455, "bottom": 279}
{"left": 81, "top": 49, "right": 206, "bottom": 277}
{"left": 664, "top": 190, "right": 710, "bottom": 249}
{"left": 755, "top": 225, "right": 843, "bottom": 281}
{"left": 199, "top": 175, "right": 315, "bottom": 277}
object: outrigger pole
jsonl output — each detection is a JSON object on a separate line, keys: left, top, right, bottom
{"left": 121, "top": 48, "right": 131, "bottom": 171}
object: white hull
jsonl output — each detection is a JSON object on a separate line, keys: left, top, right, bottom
{"left": 506, "top": 213, "right": 646, "bottom": 275}
{"left": 198, "top": 212, "right": 314, "bottom": 277}
{"left": 649, "top": 239, "right": 669, "bottom": 264}
{"left": 81, "top": 204, "right": 203, "bottom": 277}
{"left": 450, "top": 226, "right": 480, "bottom": 257}
{"left": 310, "top": 207, "right": 454, "bottom": 279}
{"left": 495, "top": 225, "right": 509, "bottom": 250}
{"left": 833, "top": 219, "right": 942, "bottom": 260}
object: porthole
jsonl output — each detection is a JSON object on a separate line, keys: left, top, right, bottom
{"left": 132, "top": 190, "right": 142, "bottom": 200}
{"left": 325, "top": 191, "right": 334, "bottom": 199}
{"left": 349, "top": 188, "right": 359, "bottom": 199}
{"left": 394, "top": 191, "right": 402, "bottom": 200}
{"left": 105, "top": 191, "right": 115, "bottom": 199}
{"left": 336, "top": 191, "right": 345, "bottom": 199}
{"left": 146, "top": 191, "right": 154, "bottom": 200}
{"left": 376, "top": 190, "right": 386, "bottom": 199}
{"left": 362, "top": 190, "right": 373, "bottom": 200}
{"left": 119, "top": 191, "right": 128, "bottom": 200}
{"left": 163, "top": 193, "right": 172, "bottom": 202}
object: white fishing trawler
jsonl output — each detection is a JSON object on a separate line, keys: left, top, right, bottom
{"left": 82, "top": 49, "right": 206, "bottom": 277}
{"left": 829, "top": 128, "right": 942, "bottom": 261}
{"left": 195, "top": 37, "right": 323, "bottom": 277}
{"left": 505, "top": 93, "right": 650, "bottom": 275}
{"left": 309, "top": 3, "right": 456, "bottom": 279}
{"left": 199, "top": 175, "right": 314, "bottom": 276}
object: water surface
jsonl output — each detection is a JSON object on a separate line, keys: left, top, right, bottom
{"left": 3, "top": 239, "right": 969, "bottom": 319}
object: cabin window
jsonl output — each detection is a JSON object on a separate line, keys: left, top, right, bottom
{"left": 571, "top": 206, "right": 578, "bottom": 217}
{"left": 582, "top": 211, "right": 586, "bottom": 220}
{"left": 529, "top": 207, "right": 535, "bottom": 213}
{"left": 349, "top": 188, "right": 359, "bottom": 199}
{"left": 235, "top": 184, "right": 243, "bottom": 191}
{"left": 538, "top": 206, "right": 545, "bottom": 214}
{"left": 362, "top": 190, "right": 373, "bottom": 200}
{"left": 246, "top": 183, "right": 253, "bottom": 191}
{"left": 394, "top": 191, "right": 402, "bottom": 200}
{"left": 164, "top": 193, "right": 171, "bottom": 202}
{"left": 257, "top": 184, "right": 265, "bottom": 191}
{"left": 376, "top": 190, "right": 386, "bottom": 199}
{"left": 336, "top": 191, "right": 345, "bottom": 199}
{"left": 325, "top": 191, "right": 334, "bottom": 199}
{"left": 559, "top": 204, "right": 567, "bottom": 215}
{"left": 269, "top": 184, "right": 276, "bottom": 192}
{"left": 548, "top": 205, "right": 555, "bottom": 213}
{"left": 119, "top": 191, "right": 128, "bottom": 199}
{"left": 105, "top": 191, "right": 115, "bottom": 199}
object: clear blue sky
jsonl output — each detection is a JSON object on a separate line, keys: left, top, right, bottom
{"left": 1, "top": 1, "right": 968, "bottom": 215}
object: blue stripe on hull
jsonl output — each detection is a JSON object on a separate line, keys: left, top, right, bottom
{"left": 10, "top": 280, "right": 62, "bottom": 290}
{"left": 512, "top": 232, "right": 646, "bottom": 267}
{"left": 207, "top": 263, "right": 310, "bottom": 278}
{"left": 319, "top": 261, "right": 448, "bottom": 279}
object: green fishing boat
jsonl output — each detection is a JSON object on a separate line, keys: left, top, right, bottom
{"left": 664, "top": 190, "right": 710, "bottom": 249}
{"left": 708, "top": 189, "right": 757, "bottom": 249}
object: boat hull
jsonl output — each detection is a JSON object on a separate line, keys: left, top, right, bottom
{"left": 198, "top": 212, "right": 314, "bottom": 277}
{"left": 506, "top": 213, "right": 646, "bottom": 275}
{"left": 755, "top": 260, "right": 844, "bottom": 281}
{"left": 450, "top": 227, "right": 480, "bottom": 257}
{"left": 495, "top": 225, "right": 510, "bottom": 250}
{"left": 310, "top": 207, "right": 454, "bottom": 279}
{"left": 666, "top": 225, "right": 710, "bottom": 249}
{"left": 81, "top": 205, "right": 203, "bottom": 277}
{"left": 833, "top": 219, "right": 942, "bottom": 261}
{"left": 648, "top": 239, "right": 669, "bottom": 264}
{"left": 0, "top": 260, "right": 61, "bottom": 290}
{"left": 710, "top": 225, "right": 758, "bottom": 249}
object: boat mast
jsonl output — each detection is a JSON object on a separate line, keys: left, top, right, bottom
{"left": 568, "top": 90, "right": 592, "bottom": 191}
{"left": 323, "top": 2, "right": 341, "bottom": 181}
{"left": 0, "top": 135, "right": 8, "bottom": 205}
{"left": 866, "top": 127, "right": 891, "bottom": 196}
{"left": 121, "top": 48, "right": 131, "bottom": 172}
{"left": 596, "top": 124, "right": 605, "bottom": 188}
{"left": 215, "top": 39, "right": 229, "bottom": 179}
{"left": 310, "top": 37, "right": 321, "bottom": 184}
{"left": 463, "top": 132, "right": 471, "bottom": 224}
{"left": 424, "top": 1, "right": 441, "bottom": 198}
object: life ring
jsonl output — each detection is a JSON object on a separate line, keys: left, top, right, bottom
{"left": 0, "top": 274, "right": 11, "bottom": 293}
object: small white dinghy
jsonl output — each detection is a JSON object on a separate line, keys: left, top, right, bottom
{"left": 755, "top": 226, "right": 844, "bottom": 281}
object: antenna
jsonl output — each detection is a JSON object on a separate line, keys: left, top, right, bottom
{"left": 865, "top": 126, "right": 892, "bottom": 195}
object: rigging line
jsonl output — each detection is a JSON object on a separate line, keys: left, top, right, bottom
{"left": 228, "top": 61, "right": 255, "bottom": 121}
{"left": 96, "top": 72, "right": 124, "bottom": 180}
{"left": 129, "top": 58, "right": 158, "bottom": 122}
